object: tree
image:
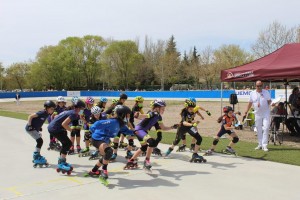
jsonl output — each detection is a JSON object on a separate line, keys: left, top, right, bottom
{"left": 252, "top": 21, "right": 299, "bottom": 58}
{"left": 0, "top": 62, "right": 4, "bottom": 90}
{"left": 198, "top": 46, "right": 216, "bottom": 89}
{"left": 104, "top": 40, "right": 143, "bottom": 90}
{"left": 5, "top": 62, "right": 30, "bottom": 90}
{"left": 157, "top": 35, "right": 181, "bottom": 90}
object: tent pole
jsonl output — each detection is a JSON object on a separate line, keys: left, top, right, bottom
{"left": 221, "top": 82, "right": 223, "bottom": 115}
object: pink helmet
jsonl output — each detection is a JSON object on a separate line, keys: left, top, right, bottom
{"left": 85, "top": 96, "right": 95, "bottom": 105}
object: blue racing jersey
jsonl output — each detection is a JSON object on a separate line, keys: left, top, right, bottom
{"left": 48, "top": 110, "right": 80, "bottom": 132}
{"left": 90, "top": 118, "right": 122, "bottom": 143}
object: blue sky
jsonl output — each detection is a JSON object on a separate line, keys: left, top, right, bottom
{"left": 1, "top": 0, "right": 299, "bottom": 67}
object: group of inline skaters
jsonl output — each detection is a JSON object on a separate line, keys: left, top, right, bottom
{"left": 25, "top": 93, "right": 240, "bottom": 183}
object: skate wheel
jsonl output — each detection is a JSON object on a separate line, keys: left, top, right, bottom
{"left": 33, "top": 164, "right": 37, "bottom": 168}
{"left": 39, "top": 164, "right": 43, "bottom": 168}
{"left": 56, "top": 168, "right": 60, "bottom": 173}
{"left": 70, "top": 166, "right": 73, "bottom": 171}
{"left": 67, "top": 171, "right": 71, "bottom": 175}
{"left": 62, "top": 171, "right": 66, "bottom": 174}
{"left": 203, "top": 159, "right": 207, "bottom": 163}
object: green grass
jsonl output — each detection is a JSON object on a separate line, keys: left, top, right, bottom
{"left": 148, "top": 131, "right": 300, "bottom": 166}
{"left": 0, "top": 110, "right": 299, "bottom": 166}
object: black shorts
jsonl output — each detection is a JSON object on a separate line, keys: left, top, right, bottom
{"left": 91, "top": 138, "right": 106, "bottom": 149}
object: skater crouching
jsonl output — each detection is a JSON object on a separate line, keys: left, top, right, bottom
{"left": 206, "top": 106, "right": 239, "bottom": 156}
{"left": 25, "top": 100, "right": 56, "bottom": 167}
{"left": 47, "top": 100, "right": 86, "bottom": 174}
{"left": 87, "top": 105, "right": 131, "bottom": 180}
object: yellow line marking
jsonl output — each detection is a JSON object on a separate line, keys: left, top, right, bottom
{"left": 5, "top": 187, "right": 23, "bottom": 196}
{"left": 66, "top": 177, "right": 83, "bottom": 184}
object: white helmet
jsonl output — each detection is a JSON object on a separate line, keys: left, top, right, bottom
{"left": 91, "top": 106, "right": 101, "bottom": 115}
{"left": 57, "top": 96, "right": 66, "bottom": 103}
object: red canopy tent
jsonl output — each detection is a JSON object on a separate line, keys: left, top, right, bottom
{"left": 221, "top": 43, "right": 300, "bottom": 82}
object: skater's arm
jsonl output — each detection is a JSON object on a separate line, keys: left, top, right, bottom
{"left": 196, "top": 111, "right": 204, "bottom": 120}
{"left": 182, "top": 120, "right": 199, "bottom": 127}
{"left": 62, "top": 117, "right": 72, "bottom": 132}
{"left": 159, "top": 122, "right": 176, "bottom": 131}
{"left": 27, "top": 113, "right": 38, "bottom": 125}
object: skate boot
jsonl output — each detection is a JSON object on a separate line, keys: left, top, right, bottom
{"left": 190, "top": 144, "right": 195, "bottom": 152}
{"left": 99, "top": 170, "right": 109, "bottom": 186}
{"left": 143, "top": 160, "right": 152, "bottom": 173}
{"left": 89, "top": 151, "right": 100, "bottom": 160}
{"left": 119, "top": 142, "right": 128, "bottom": 149}
{"left": 85, "top": 169, "right": 101, "bottom": 177}
{"left": 125, "top": 151, "right": 133, "bottom": 159}
{"left": 32, "top": 152, "right": 49, "bottom": 168}
{"left": 56, "top": 157, "right": 73, "bottom": 175}
{"left": 152, "top": 147, "right": 162, "bottom": 156}
{"left": 76, "top": 145, "right": 81, "bottom": 153}
{"left": 47, "top": 140, "right": 56, "bottom": 151}
{"left": 79, "top": 147, "right": 90, "bottom": 157}
{"left": 177, "top": 144, "right": 186, "bottom": 152}
{"left": 54, "top": 142, "right": 62, "bottom": 151}
{"left": 190, "top": 153, "right": 207, "bottom": 163}
{"left": 204, "top": 149, "right": 215, "bottom": 156}
{"left": 223, "top": 146, "right": 237, "bottom": 156}
{"left": 68, "top": 145, "right": 75, "bottom": 155}
{"left": 164, "top": 147, "right": 174, "bottom": 157}
{"left": 110, "top": 153, "right": 117, "bottom": 161}
{"left": 123, "top": 159, "right": 138, "bottom": 170}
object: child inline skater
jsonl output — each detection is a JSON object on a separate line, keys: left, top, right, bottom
{"left": 96, "top": 97, "right": 108, "bottom": 112}
{"left": 25, "top": 100, "right": 56, "bottom": 167}
{"left": 186, "top": 97, "right": 210, "bottom": 152}
{"left": 79, "top": 97, "right": 95, "bottom": 155}
{"left": 165, "top": 100, "right": 206, "bottom": 163}
{"left": 47, "top": 99, "right": 86, "bottom": 175}
{"left": 48, "top": 96, "right": 67, "bottom": 151}
{"left": 80, "top": 106, "right": 107, "bottom": 158}
{"left": 205, "top": 106, "right": 239, "bottom": 156}
{"left": 68, "top": 96, "right": 83, "bottom": 154}
{"left": 87, "top": 105, "right": 131, "bottom": 182}
{"left": 124, "top": 99, "right": 177, "bottom": 171}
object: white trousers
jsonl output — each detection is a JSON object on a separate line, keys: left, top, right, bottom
{"left": 255, "top": 115, "right": 270, "bottom": 147}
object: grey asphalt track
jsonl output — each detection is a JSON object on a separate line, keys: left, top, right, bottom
{"left": 0, "top": 116, "right": 299, "bottom": 200}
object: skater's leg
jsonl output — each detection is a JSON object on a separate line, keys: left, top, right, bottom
{"left": 228, "top": 133, "right": 239, "bottom": 148}
{"left": 187, "top": 129, "right": 202, "bottom": 154}
{"left": 75, "top": 129, "right": 81, "bottom": 147}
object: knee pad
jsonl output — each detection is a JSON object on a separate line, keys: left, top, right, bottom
{"left": 128, "top": 139, "right": 134, "bottom": 147}
{"left": 104, "top": 147, "right": 113, "bottom": 160}
{"left": 232, "top": 137, "right": 239, "bottom": 143}
{"left": 113, "top": 142, "right": 119, "bottom": 149}
{"left": 173, "top": 138, "right": 181, "bottom": 146}
{"left": 84, "top": 132, "right": 91, "bottom": 141}
{"left": 36, "top": 138, "right": 43, "bottom": 148}
{"left": 147, "top": 138, "right": 156, "bottom": 147}
{"left": 140, "top": 144, "right": 148, "bottom": 152}
{"left": 156, "top": 131, "right": 162, "bottom": 143}
{"left": 213, "top": 138, "right": 219, "bottom": 145}
{"left": 194, "top": 134, "right": 202, "bottom": 145}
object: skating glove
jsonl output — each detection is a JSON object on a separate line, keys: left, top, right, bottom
{"left": 27, "top": 125, "right": 34, "bottom": 131}
{"left": 206, "top": 110, "right": 211, "bottom": 116}
{"left": 192, "top": 123, "right": 198, "bottom": 127}
{"left": 147, "top": 111, "right": 159, "bottom": 118}
{"left": 39, "top": 127, "right": 43, "bottom": 132}
{"left": 172, "top": 124, "right": 179, "bottom": 129}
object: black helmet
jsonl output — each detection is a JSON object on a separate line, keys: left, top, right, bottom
{"left": 114, "top": 105, "right": 131, "bottom": 119}
{"left": 74, "top": 99, "right": 86, "bottom": 109}
{"left": 44, "top": 100, "right": 56, "bottom": 108}
{"left": 223, "top": 106, "right": 233, "bottom": 113}
{"left": 119, "top": 93, "right": 128, "bottom": 100}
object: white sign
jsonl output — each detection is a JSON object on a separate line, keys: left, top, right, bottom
{"left": 235, "top": 90, "right": 253, "bottom": 100}
{"left": 67, "top": 91, "right": 81, "bottom": 97}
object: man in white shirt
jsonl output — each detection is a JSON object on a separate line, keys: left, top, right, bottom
{"left": 244, "top": 81, "right": 271, "bottom": 151}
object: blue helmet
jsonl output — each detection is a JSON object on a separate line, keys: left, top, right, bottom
{"left": 71, "top": 96, "right": 79, "bottom": 104}
{"left": 100, "top": 97, "right": 108, "bottom": 103}
{"left": 188, "top": 97, "right": 196, "bottom": 103}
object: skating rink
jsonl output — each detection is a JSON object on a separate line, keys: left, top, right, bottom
{"left": 0, "top": 116, "right": 300, "bottom": 200}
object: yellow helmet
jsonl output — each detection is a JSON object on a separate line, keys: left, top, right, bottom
{"left": 112, "top": 98, "right": 118, "bottom": 104}
{"left": 135, "top": 96, "right": 144, "bottom": 102}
